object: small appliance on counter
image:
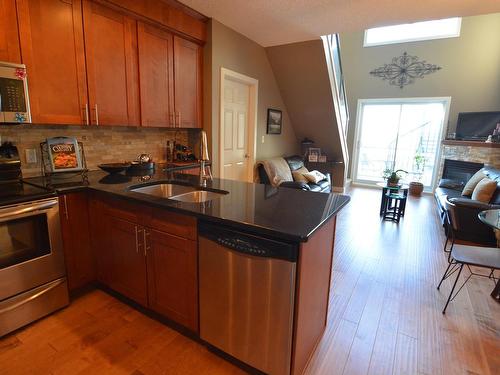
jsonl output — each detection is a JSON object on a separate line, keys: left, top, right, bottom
{"left": 129, "top": 153, "right": 155, "bottom": 171}
{"left": 0, "top": 61, "right": 31, "bottom": 123}
{"left": 0, "top": 141, "right": 22, "bottom": 182}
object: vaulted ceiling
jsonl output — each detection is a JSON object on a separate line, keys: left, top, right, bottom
{"left": 180, "top": 0, "right": 500, "bottom": 46}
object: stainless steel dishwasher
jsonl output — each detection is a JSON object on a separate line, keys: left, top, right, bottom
{"left": 199, "top": 222, "right": 298, "bottom": 375}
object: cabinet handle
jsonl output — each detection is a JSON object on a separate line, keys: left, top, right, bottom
{"left": 93, "top": 104, "right": 99, "bottom": 125}
{"left": 63, "top": 195, "right": 69, "bottom": 220}
{"left": 169, "top": 112, "right": 174, "bottom": 127}
{"left": 83, "top": 104, "right": 89, "bottom": 125}
{"left": 135, "top": 226, "right": 140, "bottom": 253}
{"left": 143, "top": 230, "right": 150, "bottom": 256}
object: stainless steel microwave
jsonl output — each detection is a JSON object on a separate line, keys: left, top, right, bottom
{"left": 0, "top": 61, "right": 31, "bottom": 123}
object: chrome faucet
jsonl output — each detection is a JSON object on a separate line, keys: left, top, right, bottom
{"left": 198, "top": 130, "right": 212, "bottom": 187}
{"left": 199, "top": 159, "right": 212, "bottom": 187}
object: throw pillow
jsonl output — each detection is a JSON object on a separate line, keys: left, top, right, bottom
{"left": 471, "top": 178, "right": 497, "bottom": 203}
{"left": 303, "top": 170, "right": 326, "bottom": 184}
{"left": 292, "top": 166, "right": 309, "bottom": 183}
{"left": 462, "top": 169, "right": 486, "bottom": 196}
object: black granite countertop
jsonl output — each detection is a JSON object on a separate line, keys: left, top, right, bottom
{"left": 0, "top": 182, "right": 56, "bottom": 206}
{"left": 24, "top": 168, "right": 350, "bottom": 242}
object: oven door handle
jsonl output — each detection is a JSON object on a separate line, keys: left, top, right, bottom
{"left": 0, "top": 278, "right": 65, "bottom": 315}
{"left": 0, "top": 199, "right": 58, "bottom": 220}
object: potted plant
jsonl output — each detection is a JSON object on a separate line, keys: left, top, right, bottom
{"left": 382, "top": 169, "right": 407, "bottom": 187}
{"left": 409, "top": 152, "right": 426, "bottom": 196}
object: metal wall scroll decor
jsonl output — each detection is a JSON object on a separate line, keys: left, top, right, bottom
{"left": 369, "top": 52, "right": 441, "bottom": 88}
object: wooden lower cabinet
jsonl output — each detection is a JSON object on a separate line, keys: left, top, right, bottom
{"left": 146, "top": 229, "right": 198, "bottom": 331}
{"left": 87, "top": 195, "right": 198, "bottom": 331}
{"left": 88, "top": 193, "right": 111, "bottom": 286}
{"left": 106, "top": 215, "right": 148, "bottom": 306}
{"left": 59, "top": 192, "right": 95, "bottom": 292}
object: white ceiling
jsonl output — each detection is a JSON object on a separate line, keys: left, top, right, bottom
{"left": 180, "top": 0, "right": 500, "bottom": 47}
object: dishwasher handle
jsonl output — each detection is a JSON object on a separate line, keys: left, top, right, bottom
{"left": 199, "top": 222, "right": 298, "bottom": 262}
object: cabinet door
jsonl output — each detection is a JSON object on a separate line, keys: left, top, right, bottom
{"left": 83, "top": 0, "right": 140, "bottom": 126}
{"left": 146, "top": 229, "right": 198, "bottom": 331}
{"left": 88, "top": 193, "right": 111, "bottom": 285}
{"left": 0, "top": 0, "right": 21, "bottom": 63}
{"left": 107, "top": 215, "right": 148, "bottom": 305}
{"left": 173, "top": 36, "right": 202, "bottom": 128}
{"left": 17, "top": 0, "right": 88, "bottom": 124}
{"left": 138, "top": 22, "right": 174, "bottom": 127}
{"left": 59, "top": 192, "right": 95, "bottom": 291}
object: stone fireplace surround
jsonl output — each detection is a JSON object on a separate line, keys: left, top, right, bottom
{"left": 438, "top": 140, "right": 500, "bottom": 182}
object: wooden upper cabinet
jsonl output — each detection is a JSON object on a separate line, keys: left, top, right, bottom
{"left": 173, "top": 36, "right": 202, "bottom": 128}
{"left": 138, "top": 22, "right": 174, "bottom": 128}
{"left": 104, "top": 0, "right": 207, "bottom": 43}
{"left": 0, "top": 0, "right": 21, "bottom": 63}
{"left": 83, "top": 0, "right": 140, "bottom": 126}
{"left": 17, "top": 0, "right": 88, "bottom": 124}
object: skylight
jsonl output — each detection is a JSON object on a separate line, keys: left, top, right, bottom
{"left": 364, "top": 18, "right": 462, "bottom": 47}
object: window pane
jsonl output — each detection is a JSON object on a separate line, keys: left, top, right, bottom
{"left": 364, "top": 18, "right": 461, "bottom": 46}
{"left": 354, "top": 100, "right": 447, "bottom": 189}
{"left": 355, "top": 104, "right": 401, "bottom": 182}
{"left": 395, "top": 103, "right": 445, "bottom": 187}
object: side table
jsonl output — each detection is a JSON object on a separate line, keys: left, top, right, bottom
{"left": 376, "top": 182, "right": 409, "bottom": 216}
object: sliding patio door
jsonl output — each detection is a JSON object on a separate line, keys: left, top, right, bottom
{"left": 353, "top": 98, "right": 449, "bottom": 189}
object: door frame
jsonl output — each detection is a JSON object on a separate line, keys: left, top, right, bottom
{"left": 351, "top": 96, "right": 451, "bottom": 190}
{"left": 219, "top": 68, "right": 258, "bottom": 182}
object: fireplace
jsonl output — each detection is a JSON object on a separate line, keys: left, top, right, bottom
{"left": 441, "top": 159, "right": 483, "bottom": 183}
{"left": 438, "top": 140, "right": 500, "bottom": 185}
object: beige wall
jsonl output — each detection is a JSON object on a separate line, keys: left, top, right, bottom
{"left": 341, "top": 13, "right": 500, "bottom": 176}
{"left": 0, "top": 125, "right": 189, "bottom": 177}
{"left": 266, "top": 40, "right": 343, "bottom": 161}
{"left": 204, "top": 20, "right": 298, "bottom": 177}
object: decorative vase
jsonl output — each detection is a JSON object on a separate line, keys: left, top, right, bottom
{"left": 409, "top": 181, "right": 424, "bottom": 196}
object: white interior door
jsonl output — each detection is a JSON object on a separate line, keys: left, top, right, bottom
{"left": 221, "top": 79, "right": 250, "bottom": 181}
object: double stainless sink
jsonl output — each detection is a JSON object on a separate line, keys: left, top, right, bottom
{"left": 130, "top": 183, "right": 228, "bottom": 203}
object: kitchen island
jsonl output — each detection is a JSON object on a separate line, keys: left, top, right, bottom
{"left": 25, "top": 169, "right": 349, "bottom": 375}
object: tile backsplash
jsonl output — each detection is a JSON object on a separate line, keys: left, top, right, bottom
{"left": 0, "top": 124, "right": 197, "bottom": 177}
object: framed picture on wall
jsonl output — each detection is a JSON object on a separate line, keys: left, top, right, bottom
{"left": 267, "top": 109, "right": 282, "bottom": 134}
{"left": 308, "top": 147, "right": 321, "bottom": 162}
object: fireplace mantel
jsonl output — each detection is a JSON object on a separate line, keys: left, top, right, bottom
{"left": 442, "top": 140, "right": 500, "bottom": 148}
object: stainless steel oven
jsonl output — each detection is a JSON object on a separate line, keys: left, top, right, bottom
{"left": 0, "top": 197, "right": 68, "bottom": 337}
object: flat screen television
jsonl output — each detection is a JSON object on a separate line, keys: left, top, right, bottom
{"left": 455, "top": 111, "right": 500, "bottom": 140}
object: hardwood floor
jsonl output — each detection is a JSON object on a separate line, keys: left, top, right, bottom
{"left": 305, "top": 187, "right": 499, "bottom": 375}
{"left": 1, "top": 187, "right": 498, "bottom": 374}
